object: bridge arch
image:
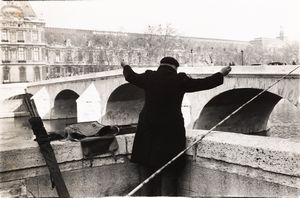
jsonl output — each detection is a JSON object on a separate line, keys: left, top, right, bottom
{"left": 53, "top": 89, "right": 79, "bottom": 120}
{"left": 193, "top": 88, "right": 282, "bottom": 134}
{"left": 101, "top": 83, "right": 144, "bottom": 125}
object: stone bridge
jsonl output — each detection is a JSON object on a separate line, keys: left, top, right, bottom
{"left": 26, "top": 65, "right": 300, "bottom": 134}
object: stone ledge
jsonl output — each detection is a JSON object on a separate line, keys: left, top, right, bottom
{"left": 1, "top": 130, "right": 299, "bottom": 182}
{"left": 191, "top": 130, "right": 300, "bottom": 177}
{"left": 0, "top": 155, "right": 128, "bottom": 183}
{"left": 195, "top": 157, "right": 300, "bottom": 189}
{"left": 0, "top": 135, "right": 128, "bottom": 173}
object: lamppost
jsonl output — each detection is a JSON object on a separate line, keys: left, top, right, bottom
{"left": 241, "top": 50, "right": 244, "bottom": 66}
{"left": 191, "top": 49, "right": 194, "bottom": 67}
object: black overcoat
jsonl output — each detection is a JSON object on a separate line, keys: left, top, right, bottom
{"left": 123, "top": 65, "right": 224, "bottom": 169}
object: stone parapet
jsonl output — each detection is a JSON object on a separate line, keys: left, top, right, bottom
{"left": 1, "top": 130, "right": 299, "bottom": 196}
{"left": 186, "top": 130, "right": 300, "bottom": 189}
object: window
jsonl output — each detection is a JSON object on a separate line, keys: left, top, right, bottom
{"left": 34, "top": 67, "right": 40, "bottom": 81}
{"left": 11, "top": 49, "right": 16, "bottom": 61}
{"left": 33, "top": 48, "right": 39, "bottom": 61}
{"left": 78, "top": 51, "right": 83, "bottom": 61}
{"left": 55, "top": 51, "right": 60, "bottom": 62}
{"left": 17, "top": 31, "right": 24, "bottom": 42}
{"left": 54, "top": 67, "right": 61, "bottom": 77}
{"left": 26, "top": 31, "right": 31, "bottom": 42}
{"left": 88, "top": 51, "right": 93, "bottom": 63}
{"left": 45, "top": 49, "right": 48, "bottom": 61}
{"left": 3, "top": 66, "right": 10, "bottom": 82}
{"left": 66, "top": 50, "right": 72, "bottom": 62}
{"left": 10, "top": 31, "right": 16, "bottom": 42}
{"left": 32, "top": 31, "right": 38, "bottom": 42}
{"left": 1, "top": 30, "right": 8, "bottom": 41}
{"left": 2, "top": 48, "right": 10, "bottom": 62}
{"left": 19, "top": 67, "right": 26, "bottom": 82}
{"left": 18, "top": 48, "right": 25, "bottom": 61}
{"left": 26, "top": 48, "right": 32, "bottom": 61}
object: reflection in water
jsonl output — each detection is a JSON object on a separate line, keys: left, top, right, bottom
{"left": 0, "top": 116, "right": 76, "bottom": 142}
{"left": 0, "top": 99, "right": 299, "bottom": 142}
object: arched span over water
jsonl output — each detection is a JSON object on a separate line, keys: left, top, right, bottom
{"left": 53, "top": 89, "right": 79, "bottom": 120}
{"left": 193, "top": 88, "right": 282, "bottom": 134}
{"left": 102, "top": 83, "right": 145, "bottom": 125}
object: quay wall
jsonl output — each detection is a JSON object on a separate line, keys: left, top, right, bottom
{"left": 0, "top": 130, "right": 299, "bottom": 197}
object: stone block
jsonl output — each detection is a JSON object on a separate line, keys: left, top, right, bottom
{"left": 24, "top": 162, "right": 139, "bottom": 197}
{"left": 124, "top": 133, "right": 135, "bottom": 154}
{"left": 186, "top": 161, "right": 300, "bottom": 197}
{"left": 115, "top": 135, "right": 127, "bottom": 155}
{"left": 0, "top": 180, "right": 27, "bottom": 197}
{"left": 196, "top": 131, "right": 300, "bottom": 177}
{"left": 185, "top": 130, "right": 208, "bottom": 157}
{"left": 0, "top": 140, "right": 82, "bottom": 172}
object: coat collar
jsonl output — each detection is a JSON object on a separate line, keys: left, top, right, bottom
{"left": 157, "top": 65, "right": 177, "bottom": 74}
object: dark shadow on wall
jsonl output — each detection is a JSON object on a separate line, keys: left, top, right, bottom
{"left": 193, "top": 88, "right": 282, "bottom": 134}
{"left": 102, "top": 83, "right": 145, "bottom": 126}
{"left": 52, "top": 89, "right": 79, "bottom": 120}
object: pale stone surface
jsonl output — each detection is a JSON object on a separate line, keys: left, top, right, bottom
{"left": 25, "top": 162, "right": 139, "bottom": 197}
{"left": 31, "top": 87, "right": 51, "bottom": 118}
{"left": 180, "top": 161, "right": 300, "bottom": 197}
{"left": 185, "top": 130, "right": 208, "bottom": 157}
{"left": 195, "top": 130, "right": 300, "bottom": 176}
{"left": 0, "top": 180, "right": 27, "bottom": 197}
{"left": 195, "top": 157, "right": 300, "bottom": 189}
{"left": 124, "top": 133, "right": 135, "bottom": 154}
{"left": 1, "top": 131, "right": 300, "bottom": 197}
{"left": 77, "top": 82, "right": 102, "bottom": 122}
{"left": 0, "top": 135, "right": 128, "bottom": 173}
{"left": 114, "top": 135, "right": 127, "bottom": 155}
{"left": 0, "top": 140, "right": 82, "bottom": 172}
{"left": 0, "top": 155, "right": 127, "bottom": 183}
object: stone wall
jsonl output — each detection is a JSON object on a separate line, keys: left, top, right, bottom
{"left": 0, "top": 130, "right": 299, "bottom": 197}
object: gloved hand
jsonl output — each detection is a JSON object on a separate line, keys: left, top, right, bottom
{"left": 220, "top": 66, "right": 232, "bottom": 76}
{"left": 121, "top": 60, "right": 127, "bottom": 68}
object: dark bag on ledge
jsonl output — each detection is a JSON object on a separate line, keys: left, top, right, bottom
{"left": 50, "top": 122, "right": 120, "bottom": 158}
{"left": 80, "top": 125, "right": 120, "bottom": 158}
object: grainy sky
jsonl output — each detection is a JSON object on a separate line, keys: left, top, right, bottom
{"left": 30, "top": 0, "right": 300, "bottom": 41}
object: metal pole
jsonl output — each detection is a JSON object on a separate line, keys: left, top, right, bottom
{"left": 191, "top": 49, "right": 194, "bottom": 67}
{"left": 241, "top": 50, "right": 244, "bottom": 65}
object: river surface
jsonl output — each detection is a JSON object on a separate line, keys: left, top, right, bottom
{"left": 0, "top": 99, "right": 299, "bottom": 143}
{"left": 0, "top": 117, "right": 76, "bottom": 142}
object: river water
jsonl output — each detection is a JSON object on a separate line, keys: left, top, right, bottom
{"left": 0, "top": 99, "right": 299, "bottom": 143}
{"left": 0, "top": 117, "right": 76, "bottom": 142}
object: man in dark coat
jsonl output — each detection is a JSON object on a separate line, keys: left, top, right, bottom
{"left": 121, "top": 57, "right": 231, "bottom": 196}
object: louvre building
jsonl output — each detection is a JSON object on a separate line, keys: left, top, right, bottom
{"left": 1, "top": 1, "right": 296, "bottom": 84}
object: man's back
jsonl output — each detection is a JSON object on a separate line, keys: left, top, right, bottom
{"left": 142, "top": 66, "right": 184, "bottom": 120}
{"left": 121, "top": 57, "right": 231, "bottom": 196}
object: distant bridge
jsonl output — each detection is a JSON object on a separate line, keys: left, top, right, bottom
{"left": 26, "top": 65, "right": 300, "bottom": 134}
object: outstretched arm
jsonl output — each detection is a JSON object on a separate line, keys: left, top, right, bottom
{"left": 121, "top": 61, "right": 149, "bottom": 89}
{"left": 180, "top": 66, "right": 231, "bottom": 92}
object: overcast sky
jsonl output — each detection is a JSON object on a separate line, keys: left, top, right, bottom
{"left": 30, "top": 0, "right": 300, "bottom": 41}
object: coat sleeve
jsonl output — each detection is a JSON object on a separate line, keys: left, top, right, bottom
{"left": 123, "top": 65, "right": 150, "bottom": 89}
{"left": 179, "top": 72, "right": 224, "bottom": 93}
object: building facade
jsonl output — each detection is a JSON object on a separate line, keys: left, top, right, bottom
{"left": 0, "top": 1, "right": 47, "bottom": 84}
{"left": 0, "top": 2, "right": 298, "bottom": 84}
